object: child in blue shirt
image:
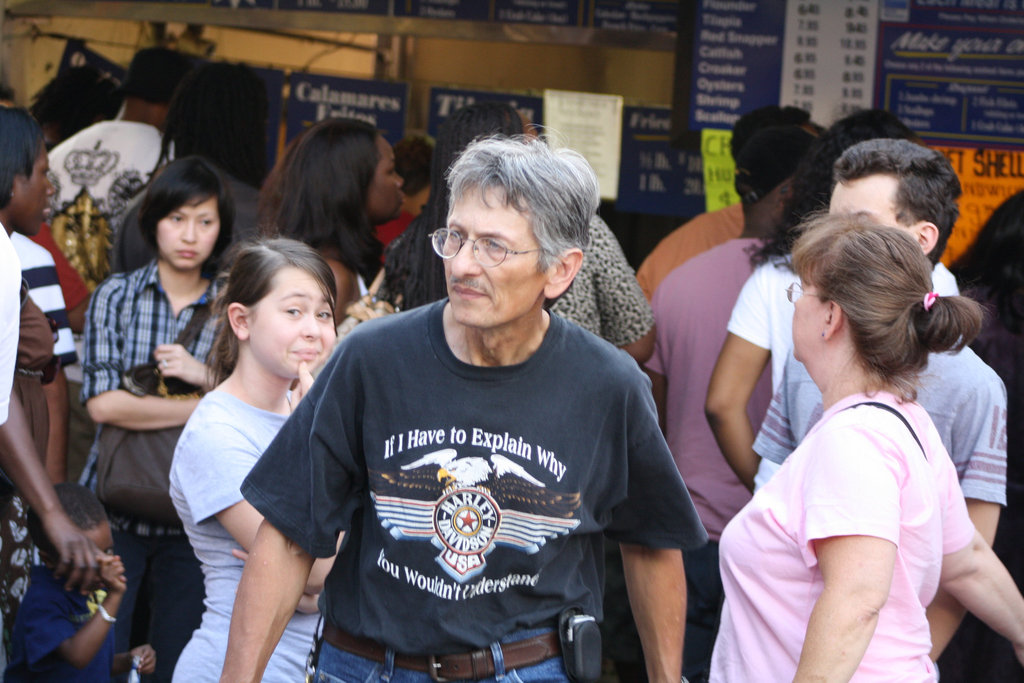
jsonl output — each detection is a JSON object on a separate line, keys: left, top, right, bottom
{"left": 4, "top": 483, "right": 156, "bottom": 681}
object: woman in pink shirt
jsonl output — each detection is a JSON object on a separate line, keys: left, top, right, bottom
{"left": 711, "top": 213, "right": 1024, "bottom": 682}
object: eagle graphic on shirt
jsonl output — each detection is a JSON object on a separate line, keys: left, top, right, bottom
{"left": 370, "top": 448, "right": 580, "bottom": 582}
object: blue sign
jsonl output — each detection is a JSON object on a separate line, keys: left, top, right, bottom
{"left": 493, "top": 0, "right": 583, "bottom": 26}
{"left": 618, "top": 106, "right": 705, "bottom": 217}
{"left": 251, "top": 66, "right": 286, "bottom": 170}
{"left": 277, "top": 0, "right": 389, "bottom": 12}
{"left": 876, "top": 9, "right": 1024, "bottom": 148}
{"left": 686, "top": 2, "right": 786, "bottom": 131}
{"left": 57, "top": 40, "right": 125, "bottom": 83}
{"left": 286, "top": 73, "right": 408, "bottom": 145}
{"left": 427, "top": 87, "right": 543, "bottom": 138}
{"left": 394, "top": 0, "right": 489, "bottom": 20}
{"left": 591, "top": 0, "right": 676, "bottom": 32}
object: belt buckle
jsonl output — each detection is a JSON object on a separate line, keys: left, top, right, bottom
{"left": 428, "top": 655, "right": 451, "bottom": 683}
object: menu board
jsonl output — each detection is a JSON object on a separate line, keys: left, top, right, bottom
{"left": 617, "top": 105, "right": 704, "bottom": 217}
{"left": 393, "top": 0, "right": 489, "bottom": 20}
{"left": 391, "top": 0, "right": 674, "bottom": 28}
{"left": 492, "top": 0, "right": 584, "bottom": 26}
{"left": 876, "top": 2, "right": 1024, "bottom": 147}
{"left": 426, "top": 87, "right": 543, "bottom": 138}
{"left": 276, "top": 0, "right": 389, "bottom": 13}
{"left": 686, "top": 1, "right": 787, "bottom": 130}
{"left": 590, "top": 0, "right": 676, "bottom": 31}
{"left": 285, "top": 73, "right": 408, "bottom": 144}
{"left": 777, "top": 0, "right": 877, "bottom": 124}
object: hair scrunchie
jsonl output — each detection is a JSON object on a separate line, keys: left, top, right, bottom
{"left": 923, "top": 291, "right": 939, "bottom": 312}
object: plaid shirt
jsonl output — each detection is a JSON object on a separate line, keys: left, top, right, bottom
{"left": 81, "top": 261, "right": 217, "bottom": 536}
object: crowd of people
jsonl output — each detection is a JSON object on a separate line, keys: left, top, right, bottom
{"left": 0, "top": 45, "right": 1022, "bottom": 683}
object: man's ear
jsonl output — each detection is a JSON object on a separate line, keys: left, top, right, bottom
{"left": 911, "top": 220, "right": 940, "bottom": 258}
{"left": 543, "top": 249, "right": 584, "bottom": 300}
{"left": 227, "top": 302, "right": 251, "bottom": 341}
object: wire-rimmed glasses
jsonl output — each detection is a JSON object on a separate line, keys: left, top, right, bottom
{"left": 430, "top": 228, "right": 541, "bottom": 267}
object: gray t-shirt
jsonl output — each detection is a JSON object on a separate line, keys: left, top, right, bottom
{"left": 754, "top": 347, "right": 1007, "bottom": 505}
{"left": 169, "top": 391, "right": 319, "bottom": 682}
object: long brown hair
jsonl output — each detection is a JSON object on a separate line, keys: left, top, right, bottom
{"left": 792, "top": 213, "right": 982, "bottom": 400}
{"left": 208, "top": 238, "right": 336, "bottom": 384}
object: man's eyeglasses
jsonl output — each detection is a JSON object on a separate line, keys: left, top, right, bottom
{"left": 430, "top": 228, "right": 540, "bottom": 268}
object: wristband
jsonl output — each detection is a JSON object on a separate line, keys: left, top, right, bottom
{"left": 97, "top": 604, "right": 116, "bottom": 623}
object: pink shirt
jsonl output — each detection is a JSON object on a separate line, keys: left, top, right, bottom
{"left": 711, "top": 392, "right": 975, "bottom": 682}
{"left": 646, "top": 239, "right": 770, "bottom": 539}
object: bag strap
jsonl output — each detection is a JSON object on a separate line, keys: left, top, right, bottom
{"left": 174, "top": 304, "right": 211, "bottom": 350}
{"left": 367, "top": 268, "right": 386, "bottom": 298}
{"left": 845, "top": 401, "right": 926, "bottom": 459}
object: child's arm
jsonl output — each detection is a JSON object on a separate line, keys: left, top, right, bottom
{"left": 55, "top": 556, "right": 125, "bottom": 669}
{"left": 113, "top": 644, "right": 156, "bottom": 675}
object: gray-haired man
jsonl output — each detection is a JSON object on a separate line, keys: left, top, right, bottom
{"left": 220, "top": 135, "right": 707, "bottom": 683}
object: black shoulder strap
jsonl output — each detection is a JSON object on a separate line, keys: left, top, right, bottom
{"left": 174, "top": 304, "right": 211, "bottom": 350}
{"left": 845, "top": 401, "right": 926, "bottom": 459}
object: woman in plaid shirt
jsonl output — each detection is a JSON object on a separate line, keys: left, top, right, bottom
{"left": 82, "top": 156, "right": 233, "bottom": 683}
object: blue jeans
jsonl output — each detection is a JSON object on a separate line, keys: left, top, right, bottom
{"left": 682, "top": 541, "right": 722, "bottom": 683}
{"left": 112, "top": 530, "right": 204, "bottom": 683}
{"left": 314, "top": 629, "right": 569, "bottom": 683}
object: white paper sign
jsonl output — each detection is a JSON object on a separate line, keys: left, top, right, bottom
{"left": 542, "top": 89, "right": 625, "bottom": 200}
{"left": 778, "top": 0, "right": 878, "bottom": 125}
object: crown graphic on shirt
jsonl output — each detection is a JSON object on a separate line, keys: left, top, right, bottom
{"left": 63, "top": 145, "right": 120, "bottom": 187}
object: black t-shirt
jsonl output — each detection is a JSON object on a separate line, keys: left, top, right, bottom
{"left": 242, "top": 300, "right": 706, "bottom": 654}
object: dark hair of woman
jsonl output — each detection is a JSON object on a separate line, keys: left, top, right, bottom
{"left": 394, "top": 135, "right": 433, "bottom": 198}
{"left": 208, "top": 238, "right": 337, "bottom": 385}
{"left": 954, "top": 189, "right": 1024, "bottom": 334}
{"left": 258, "top": 117, "right": 384, "bottom": 284}
{"left": 753, "top": 108, "right": 917, "bottom": 266}
{"left": 138, "top": 155, "right": 235, "bottom": 270}
{"left": 0, "top": 107, "right": 44, "bottom": 209}
{"left": 159, "top": 62, "right": 267, "bottom": 189}
{"left": 382, "top": 102, "right": 524, "bottom": 309}
{"left": 30, "top": 66, "right": 122, "bottom": 146}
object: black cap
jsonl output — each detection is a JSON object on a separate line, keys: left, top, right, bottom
{"left": 117, "top": 48, "right": 193, "bottom": 104}
{"left": 734, "top": 125, "right": 816, "bottom": 204}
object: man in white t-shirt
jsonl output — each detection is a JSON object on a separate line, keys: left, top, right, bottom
{"left": 47, "top": 47, "right": 192, "bottom": 291}
{"left": 708, "top": 135, "right": 962, "bottom": 492}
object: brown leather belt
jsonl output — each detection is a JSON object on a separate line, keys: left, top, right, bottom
{"left": 322, "top": 623, "right": 561, "bottom": 682}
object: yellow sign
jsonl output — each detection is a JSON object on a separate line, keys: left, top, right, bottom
{"left": 702, "top": 129, "right": 740, "bottom": 212}
{"left": 937, "top": 146, "right": 1024, "bottom": 266}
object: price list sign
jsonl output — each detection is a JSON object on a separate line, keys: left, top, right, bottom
{"left": 590, "top": 0, "right": 677, "bottom": 32}
{"left": 493, "top": 0, "right": 584, "bottom": 26}
{"left": 617, "top": 106, "right": 705, "bottom": 217}
{"left": 277, "top": 0, "right": 389, "bottom": 13}
{"left": 426, "top": 87, "right": 543, "bottom": 138}
{"left": 778, "top": 0, "right": 877, "bottom": 124}
{"left": 876, "top": 4, "right": 1024, "bottom": 148}
{"left": 686, "top": 1, "right": 786, "bottom": 130}
{"left": 393, "top": 1, "right": 489, "bottom": 20}
{"left": 285, "top": 73, "right": 407, "bottom": 145}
